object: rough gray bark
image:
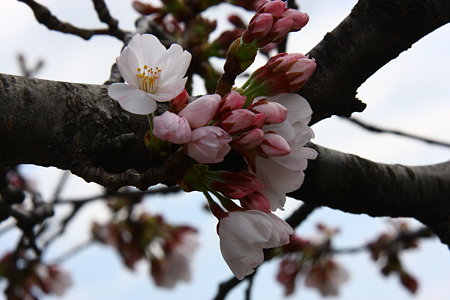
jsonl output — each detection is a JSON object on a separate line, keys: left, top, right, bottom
{"left": 302, "top": 0, "right": 450, "bottom": 124}
{"left": 290, "top": 144, "right": 450, "bottom": 245}
{"left": 1, "top": 0, "right": 450, "bottom": 244}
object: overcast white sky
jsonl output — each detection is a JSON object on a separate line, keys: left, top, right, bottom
{"left": 0, "top": 0, "right": 449, "bottom": 299}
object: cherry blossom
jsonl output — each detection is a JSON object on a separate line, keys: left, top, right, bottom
{"left": 151, "top": 230, "right": 199, "bottom": 288}
{"left": 153, "top": 111, "right": 191, "bottom": 144}
{"left": 184, "top": 126, "right": 232, "bottom": 164}
{"left": 305, "top": 260, "right": 350, "bottom": 296}
{"left": 252, "top": 93, "right": 317, "bottom": 211}
{"left": 218, "top": 210, "right": 294, "bottom": 279}
{"left": 108, "top": 34, "right": 191, "bottom": 115}
{"left": 179, "top": 94, "right": 222, "bottom": 128}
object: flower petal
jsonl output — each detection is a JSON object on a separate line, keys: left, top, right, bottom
{"left": 116, "top": 47, "right": 139, "bottom": 88}
{"left": 158, "top": 43, "right": 192, "bottom": 82}
{"left": 128, "top": 34, "right": 166, "bottom": 67}
{"left": 108, "top": 83, "right": 157, "bottom": 115}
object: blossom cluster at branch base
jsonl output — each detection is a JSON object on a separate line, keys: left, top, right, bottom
{"left": 108, "top": 0, "right": 317, "bottom": 279}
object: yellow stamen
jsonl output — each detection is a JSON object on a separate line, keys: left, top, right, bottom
{"left": 136, "top": 65, "right": 162, "bottom": 94}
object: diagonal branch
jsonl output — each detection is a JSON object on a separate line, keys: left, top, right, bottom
{"left": 301, "top": 0, "right": 450, "bottom": 124}
{"left": 91, "top": 0, "right": 127, "bottom": 41}
{"left": 346, "top": 117, "right": 450, "bottom": 148}
{"left": 18, "top": 0, "right": 128, "bottom": 41}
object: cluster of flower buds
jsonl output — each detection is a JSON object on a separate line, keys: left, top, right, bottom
{"left": 108, "top": 25, "right": 317, "bottom": 279}
{"left": 217, "top": 0, "right": 311, "bottom": 93}
{"left": 367, "top": 222, "right": 426, "bottom": 294}
{"left": 0, "top": 252, "right": 71, "bottom": 299}
{"left": 92, "top": 212, "right": 198, "bottom": 288}
{"left": 152, "top": 89, "right": 309, "bottom": 167}
{"left": 276, "top": 225, "right": 349, "bottom": 297}
{"left": 242, "top": 0, "right": 309, "bottom": 47}
{"left": 150, "top": 87, "right": 316, "bottom": 277}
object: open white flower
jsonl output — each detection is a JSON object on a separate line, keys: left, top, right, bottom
{"left": 218, "top": 210, "right": 294, "bottom": 280}
{"left": 252, "top": 93, "right": 317, "bottom": 211}
{"left": 108, "top": 34, "right": 191, "bottom": 115}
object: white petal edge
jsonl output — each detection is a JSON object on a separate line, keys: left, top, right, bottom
{"left": 108, "top": 83, "right": 157, "bottom": 115}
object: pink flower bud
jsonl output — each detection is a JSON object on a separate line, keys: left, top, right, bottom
{"left": 252, "top": 100, "right": 287, "bottom": 124}
{"left": 184, "top": 126, "right": 232, "bottom": 164}
{"left": 233, "top": 128, "right": 264, "bottom": 151}
{"left": 258, "top": 0, "right": 286, "bottom": 18}
{"left": 242, "top": 53, "right": 316, "bottom": 97}
{"left": 242, "top": 13, "right": 273, "bottom": 44}
{"left": 212, "top": 171, "right": 264, "bottom": 199}
{"left": 179, "top": 94, "right": 221, "bottom": 128}
{"left": 169, "top": 89, "right": 189, "bottom": 114}
{"left": 221, "top": 109, "right": 264, "bottom": 133}
{"left": 282, "top": 9, "right": 309, "bottom": 31}
{"left": 287, "top": 58, "right": 317, "bottom": 87}
{"left": 270, "top": 17, "right": 294, "bottom": 43}
{"left": 153, "top": 111, "right": 192, "bottom": 144}
{"left": 259, "top": 133, "right": 290, "bottom": 157}
{"left": 271, "top": 53, "right": 307, "bottom": 72}
{"left": 240, "top": 192, "right": 271, "bottom": 213}
{"left": 217, "top": 91, "right": 246, "bottom": 117}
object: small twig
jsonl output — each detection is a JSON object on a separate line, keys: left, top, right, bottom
{"left": 18, "top": 0, "right": 128, "bottom": 41}
{"left": 51, "top": 170, "right": 71, "bottom": 203}
{"left": 41, "top": 202, "right": 85, "bottom": 250}
{"left": 17, "top": 54, "right": 44, "bottom": 77}
{"left": 332, "top": 227, "right": 434, "bottom": 255}
{"left": 346, "top": 117, "right": 450, "bottom": 148}
{"left": 91, "top": 0, "right": 127, "bottom": 41}
{"left": 51, "top": 239, "right": 94, "bottom": 264}
{"left": 244, "top": 273, "right": 256, "bottom": 300}
{"left": 54, "top": 185, "right": 181, "bottom": 205}
{"left": 214, "top": 277, "right": 241, "bottom": 300}
{"left": 285, "top": 202, "right": 319, "bottom": 228}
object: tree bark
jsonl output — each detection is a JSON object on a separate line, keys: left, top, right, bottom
{"left": 1, "top": 0, "right": 450, "bottom": 244}
{"left": 290, "top": 144, "right": 450, "bottom": 246}
{"left": 301, "top": 0, "right": 450, "bottom": 124}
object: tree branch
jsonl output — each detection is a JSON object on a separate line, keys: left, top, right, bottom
{"left": 290, "top": 144, "right": 450, "bottom": 246}
{"left": 18, "top": 0, "right": 128, "bottom": 41}
{"left": 346, "top": 117, "right": 450, "bottom": 148}
{"left": 301, "top": 0, "right": 450, "bottom": 124}
{"left": 1, "top": 73, "right": 449, "bottom": 245}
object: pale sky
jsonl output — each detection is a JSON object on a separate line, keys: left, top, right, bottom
{"left": 0, "top": 0, "right": 449, "bottom": 299}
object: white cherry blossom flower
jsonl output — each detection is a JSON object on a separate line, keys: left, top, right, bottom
{"left": 253, "top": 93, "right": 317, "bottom": 211}
{"left": 218, "top": 210, "right": 294, "bottom": 279}
{"left": 108, "top": 34, "right": 191, "bottom": 115}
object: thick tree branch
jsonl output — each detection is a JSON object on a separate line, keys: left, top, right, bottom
{"left": 290, "top": 144, "right": 450, "bottom": 246}
{"left": 2, "top": 0, "right": 450, "bottom": 246}
{"left": 1, "top": 73, "right": 450, "bottom": 244}
{"left": 301, "top": 0, "right": 450, "bottom": 124}
{"left": 0, "top": 73, "right": 148, "bottom": 173}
